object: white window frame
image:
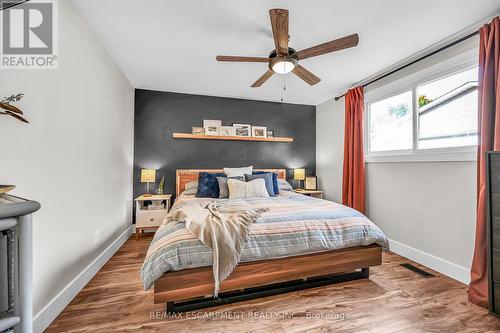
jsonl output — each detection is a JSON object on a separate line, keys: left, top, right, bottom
{"left": 364, "top": 49, "right": 478, "bottom": 163}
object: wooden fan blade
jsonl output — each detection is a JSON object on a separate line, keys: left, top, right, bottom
{"left": 292, "top": 65, "right": 321, "bottom": 85}
{"left": 295, "top": 33, "right": 359, "bottom": 60}
{"left": 0, "top": 101, "right": 23, "bottom": 114}
{"left": 216, "top": 56, "right": 269, "bottom": 63}
{"left": 269, "top": 9, "right": 289, "bottom": 56}
{"left": 251, "top": 70, "right": 274, "bottom": 87}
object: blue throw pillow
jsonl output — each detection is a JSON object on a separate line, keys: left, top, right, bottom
{"left": 245, "top": 173, "right": 276, "bottom": 197}
{"left": 252, "top": 171, "right": 279, "bottom": 195}
{"left": 196, "top": 172, "right": 226, "bottom": 198}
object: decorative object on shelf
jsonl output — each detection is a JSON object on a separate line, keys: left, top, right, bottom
{"left": 192, "top": 127, "right": 204, "bottom": 135}
{"left": 220, "top": 126, "right": 235, "bottom": 136}
{"left": 0, "top": 185, "right": 15, "bottom": 194}
{"left": 1, "top": 93, "right": 28, "bottom": 123}
{"left": 305, "top": 176, "right": 317, "bottom": 190}
{"left": 172, "top": 132, "right": 293, "bottom": 142}
{"left": 182, "top": 122, "right": 288, "bottom": 141}
{"left": 203, "top": 119, "right": 221, "bottom": 136}
{"left": 141, "top": 169, "right": 156, "bottom": 196}
{"left": 233, "top": 123, "right": 251, "bottom": 137}
{"left": 156, "top": 176, "right": 165, "bottom": 195}
{"left": 294, "top": 168, "right": 305, "bottom": 189}
{"left": 252, "top": 126, "right": 267, "bottom": 138}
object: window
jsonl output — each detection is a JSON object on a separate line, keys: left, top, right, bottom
{"left": 366, "top": 65, "right": 478, "bottom": 159}
{"left": 369, "top": 91, "right": 413, "bottom": 152}
{"left": 417, "top": 67, "right": 478, "bottom": 149}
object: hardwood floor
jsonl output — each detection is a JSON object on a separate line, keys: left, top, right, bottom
{"left": 47, "top": 236, "right": 500, "bottom": 333}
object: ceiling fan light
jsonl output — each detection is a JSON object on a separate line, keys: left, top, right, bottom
{"left": 272, "top": 60, "right": 295, "bottom": 74}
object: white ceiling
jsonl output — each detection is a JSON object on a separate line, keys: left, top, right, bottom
{"left": 71, "top": 0, "right": 499, "bottom": 105}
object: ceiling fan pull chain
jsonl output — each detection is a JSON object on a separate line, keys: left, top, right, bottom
{"left": 281, "top": 72, "right": 286, "bottom": 102}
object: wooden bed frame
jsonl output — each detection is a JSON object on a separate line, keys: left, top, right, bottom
{"left": 154, "top": 169, "right": 383, "bottom": 312}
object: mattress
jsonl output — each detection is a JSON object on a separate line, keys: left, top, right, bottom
{"left": 141, "top": 191, "right": 388, "bottom": 290}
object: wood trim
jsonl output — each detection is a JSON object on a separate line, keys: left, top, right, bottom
{"left": 153, "top": 244, "right": 382, "bottom": 303}
{"left": 173, "top": 133, "right": 293, "bottom": 143}
{"left": 176, "top": 169, "right": 287, "bottom": 196}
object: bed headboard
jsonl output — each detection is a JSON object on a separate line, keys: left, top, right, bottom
{"left": 176, "top": 169, "right": 287, "bottom": 196}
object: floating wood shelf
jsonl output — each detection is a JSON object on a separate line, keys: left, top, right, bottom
{"left": 172, "top": 133, "right": 294, "bottom": 142}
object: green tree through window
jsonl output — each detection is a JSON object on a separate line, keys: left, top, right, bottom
{"left": 388, "top": 104, "right": 409, "bottom": 118}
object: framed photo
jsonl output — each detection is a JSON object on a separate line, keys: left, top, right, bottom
{"left": 219, "top": 126, "right": 235, "bottom": 136}
{"left": 233, "top": 123, "right": 251, "bottom": 137}
{"left": 267, "top": 130, "right": 274, "bottom": 138}
{"left": 305, "top": 176, "right": 317, "bottom": 190}
{"left": 203, "top": 120, "right": 221, "bottom": 136}
{"left": 252, "top": 126, "right": 267, "bottom": 138}
{"left": 192, "top": 127, "right": 204, "bottom": 135}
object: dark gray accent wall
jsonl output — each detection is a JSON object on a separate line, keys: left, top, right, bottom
{"left": 134, "top": 89, "right": 316, "bottom": 199}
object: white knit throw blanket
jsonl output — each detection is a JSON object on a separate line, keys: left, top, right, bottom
{"left": 165, "top": 199, "right": 268, "bottom": 297}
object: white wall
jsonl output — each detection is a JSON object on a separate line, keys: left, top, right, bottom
{"left": 366, "top": 162, "right": 476, "bottom": 279}
{"left": 316, "top": 37, "right": 478, "bottom": 284}
{"left": 0, "top": 0, "right": 134, "bottom": 331}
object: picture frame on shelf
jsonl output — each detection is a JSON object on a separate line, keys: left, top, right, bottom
{"left": 219, "top": 126, "right": 235, "bottom": 136}
{"left": 252, "top": 126, "right": 267, "bottom": 138}
{"left": 233, "top": 123, "right": 251, "bottom": 137}
{"left": 203, "top": 120, "right": 221, "bottom": 136}
{"left": 266, "top": 130, "right": 274, "bottom": 138}
{"left": 192, "top": 127, "right": 204, "bottom": 135}
{"left": 305, "top": 176, "right": 317, "bottom": 190}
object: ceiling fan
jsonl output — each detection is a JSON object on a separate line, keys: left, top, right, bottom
{"left": 216, "top": 8, "right": 359, "bottom": 87}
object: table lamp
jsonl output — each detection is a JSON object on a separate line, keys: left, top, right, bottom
{"left": 294, "top": 168, "right": 305, "bottom": 189}
{"left": 141, "top": 169, "right": 156, "bottom": 196}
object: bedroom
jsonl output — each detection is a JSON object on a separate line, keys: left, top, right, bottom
{"left": 0, "top": 0, "right": 499, "bottom": 332}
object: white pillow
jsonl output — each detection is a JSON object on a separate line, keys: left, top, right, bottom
{"left": 184, "top": 181, "right": 198, "bottom": 195}
{"left": 228, "top": 178, "right": 269, "bottom": 199}
{"left": 224, "top": 166, "right": 253, "bottom": 178}
{"left": 277, "top": 179, "right": 293, "bottom": 192}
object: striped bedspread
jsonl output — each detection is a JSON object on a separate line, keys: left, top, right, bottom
{"left": 141, "top": 191, "right": 388, "bottom": 290}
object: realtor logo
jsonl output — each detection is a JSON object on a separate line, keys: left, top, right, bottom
{"left": 1, "top": 0, "right": 58, "bottom": 69}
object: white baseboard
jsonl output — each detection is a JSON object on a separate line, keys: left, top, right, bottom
{"left": 33, "top": 225, "right": 134, "bottom": 333}
{"left": 389, "top": 239, "right": 470, "bottom": 285}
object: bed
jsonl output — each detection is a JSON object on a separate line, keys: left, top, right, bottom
{"left": 142, "top": 169, "right": 388, "bottom": 312}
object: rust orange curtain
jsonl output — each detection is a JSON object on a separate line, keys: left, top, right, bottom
{"left": 342, "top": 86, "right": 365, "bottom": 213}
{"left": 469, "top": 16, "right": 500, "bottom": 308}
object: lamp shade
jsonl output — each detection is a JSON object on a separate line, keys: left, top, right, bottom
{"left": 293, "top": 168, "right": 305, "bottom": 181}
{"left": 141, "top": 169, "right": 156, "bottom": 183}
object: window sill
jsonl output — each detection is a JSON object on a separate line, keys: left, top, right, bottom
{"left": 365, "top": 149, "right": 477, "bottom": 163}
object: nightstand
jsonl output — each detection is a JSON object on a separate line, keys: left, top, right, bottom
{"left": 294, "top": 189, "right": 323, "bottom": 199}
{"left": 135, "top": 194, "right": 172, "bottom": 239}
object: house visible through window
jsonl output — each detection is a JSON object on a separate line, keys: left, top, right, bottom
{"left": 417, "top": 67, "right": 478, "bottom": 149}
{"left": 367, "top": 65, "right": 478, "bottom": 155}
